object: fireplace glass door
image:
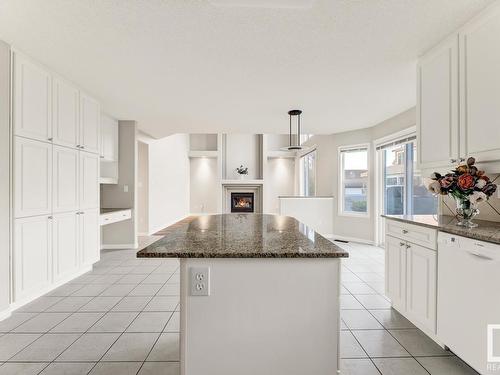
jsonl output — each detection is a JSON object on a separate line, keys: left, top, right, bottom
{"left": 231, "top": 193, "right": 254, "bottom": 213}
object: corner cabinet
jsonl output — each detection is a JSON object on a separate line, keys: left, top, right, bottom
{"left": 417, "top": 2, "right": 500, "bottom": 172}
{"left": 385, "top": 220, "right": 437, "bottom": 336}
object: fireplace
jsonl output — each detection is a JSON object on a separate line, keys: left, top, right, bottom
{"left": 231, "top": 192, "right": 254, "bottom": 213}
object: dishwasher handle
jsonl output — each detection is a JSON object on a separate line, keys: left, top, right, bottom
{"left": 466, "top": 251, "right": 494, "bottom": 261}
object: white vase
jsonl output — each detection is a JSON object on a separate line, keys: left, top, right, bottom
{"left": 239, "top": 174, "right": 245, "bottom": 180}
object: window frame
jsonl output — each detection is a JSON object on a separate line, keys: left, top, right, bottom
{"left": 299, "top": 148, "right": 317, "bottom": 197}
{"left": 338, "top": 143, "right": 370, "bottom": 218}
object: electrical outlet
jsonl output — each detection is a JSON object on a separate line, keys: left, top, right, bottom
{"left": 190, "top": 267, "right": 210, "bottom": 296}
{"left": 123, "top": 185, "right": 129, "bottom": 193}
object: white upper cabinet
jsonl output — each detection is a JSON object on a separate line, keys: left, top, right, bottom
{"left": 79, "top": 93, "right": 101, "bottom": 154}
{"left": 52, "top": 76, "right": 79, "bottom": 149}
{"left": 79, "top": 151, "right": 99, "bottom": 210}
{"left": 52, "top": 212, "right": 79, "bottom": 282}
{"left": 459, "top": 3, "right": 500, "bottom": 163}
{"left": 14, "top": 137, "right": 52, "bottom": 218}
{"left": 417, "top": 36, "right": 459, "bottom": 170}
{"left": 13, "top": 52, "right": 52, "bottom": 143}
{"left": 418, "top": 3, "right": 500, "bottom": 171}
{"left": 53, "top": 145, "right": 79, "bottom": 213}
{"left": 80, "top": 208, "right": 100, "bottom": 267}
{"left": 100, "top": 114, "right": 119, "bottom": 161}
{"left": 13, "top": 215, "right": 52, "bottom": 302}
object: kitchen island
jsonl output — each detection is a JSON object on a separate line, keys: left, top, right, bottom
{"left": 137, "top": 213, "right": 348, "bottom": 375}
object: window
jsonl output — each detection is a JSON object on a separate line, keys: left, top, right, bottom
{"left": 379, "top": 137, "right": 437, "bottom": 216}
{"left": 299, "top": 150, "right": 316, "bottom": 196}
{"left": 339, "top": 146, "right": 369, "bottom": 215}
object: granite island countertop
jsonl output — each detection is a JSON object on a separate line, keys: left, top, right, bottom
{"left": 137, "top": 214, "right": 349, "bottom": 258}
{"left": 382, "top": 214, "right": 500, "bottom": 245}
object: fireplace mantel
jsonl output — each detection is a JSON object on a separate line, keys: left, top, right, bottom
{"left": 221, "top": 179, "right": 264, "bottom": 185}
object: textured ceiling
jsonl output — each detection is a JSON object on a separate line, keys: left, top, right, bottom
{"left": 0, "top": 0, "right": 495, "bottom": 137}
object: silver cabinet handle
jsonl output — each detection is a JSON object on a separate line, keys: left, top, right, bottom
{"left": 48, "top": 137, "right": 53, "bottom": 141}
{"left": 405, "top": 244, "right": 411, "bottom": 249}
{"left": 402, "top": 229, "right": 408, "bottom": 234}
{"left": 48, "top": 216, "right": 53, "bottom": 219}
{"left": 474, "top": 242, "right": 484, "bottom": 247}
{"left": 450, "top": 158, "right": 457, "bottom": 163}
{"left": 459, "top": 158, "right": 465, "bottom": 162}
{"left": 467, "top": 251, "right": 493, "bottom": 261}
{"left": 399, "top": 242, "right": 405, "bottom": 246}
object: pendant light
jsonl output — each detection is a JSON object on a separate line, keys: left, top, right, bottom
{"left": 282, "top": 109, "right": 305, "bottom": 151}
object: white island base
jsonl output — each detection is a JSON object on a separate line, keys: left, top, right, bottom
{"left": 179, "top": 258, "right": 341, "bottom": 375}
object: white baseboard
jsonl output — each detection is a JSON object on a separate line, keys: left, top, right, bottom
{"left": 8, "top": 265, "right": 92, "bottom": 316}
{"left": 0, "top": 308, "right": 11, "bottom": 321}
{"left": 327, "top": 234, "right": 374, "bottom": 245}
{"left": 101, "top": 243, "right": 138, "bottom": 250}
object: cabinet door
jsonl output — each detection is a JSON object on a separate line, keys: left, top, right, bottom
{"left": 13, "top": 215, "right": 52, "bottom": 302}
{"left": 53, "top": 212, "right": 79, "bottom": 282}
{"left": 52, "top": 77, "right": 79, "bottom": 149}
{"left": 79, "top": 93, "right": 100, "bottom": 154}
{"left": 79, "top": 151, "right": 99, "bottom": 210}
{"left": 460, "top": 4, "right": 500, "bottom": 163}
{"left": 385, "top": 235, "right": 406, "bottom": 313}
{"left": 406, "top": 243, "right": 437, "bottom": 334}
{"left": 53, "top": 145, "right": 79, "bottom": 213}
{"left": 14, "top": 137, "right": 52, "bottom": 218}
{"left": 80, "top": 209, "right": 100, "bottom": 267}
{"left": 13, "top": 52, "right": 52, "bottom": 143}
{"left": 417, "top": 35, "right": 459, "bottom": 170}
{"left": 100, "top": 114, "right": 119, "bottom": 161}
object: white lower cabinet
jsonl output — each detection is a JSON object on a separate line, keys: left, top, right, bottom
{"left": 385, "top": 222, "right": 438, "bottom": 336}
{"left": 80, "top": 209, "right": 100, "bottom": 267}
{"left": 385, "top": 236, "right": 406, "bottom": 312}
{"left": 14, "top": 215, "right": 52, "bottom": 302}
{"left": 52, "top": 212, "right": 79, "bottom": 283}
{"left": 406, "top": 243, "right": 437, "bottom": 333}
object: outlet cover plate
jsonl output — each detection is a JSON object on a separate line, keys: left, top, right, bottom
{"left": 190, "top": 267, "right": 210, "bottom": 296}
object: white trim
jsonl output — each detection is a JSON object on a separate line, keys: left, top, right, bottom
{"left": 326, "top": 234, "right": 374, "bottom": 246}
{"left": 8, "top": 265, "right": 92, "bottom": 313}
{"left": 101, "top": 243, "right": 138, "bottom": 250}
{"left": 373, "top": 126, "right": 416, "bottom": 147}
{"left": 0, "top": 308, "right": 12, "bottom": 322}
{"left": 338, "top": 143, "right": 370, "bottom": 218}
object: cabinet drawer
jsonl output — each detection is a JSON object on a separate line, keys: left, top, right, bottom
{"left": 100, "top": 209, "right": 131, "bottom": 226}
{"left": 386, "top": 220, "right": 437, "bottom": 250}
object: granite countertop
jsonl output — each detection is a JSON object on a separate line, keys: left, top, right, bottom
{"left": 100, "top": 208, "right": 131, "bottom": 214}
{"left": 382, "top": 214, "right": 500, "bottom": 245}
{"left": 137, "top": 214, "right": 349, "bottom": 259}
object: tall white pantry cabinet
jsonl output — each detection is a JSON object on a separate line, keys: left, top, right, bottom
{"left": 12, "top": 50, "right": 100, "bottom": 305}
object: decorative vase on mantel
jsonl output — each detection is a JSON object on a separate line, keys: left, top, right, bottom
{"left": 235, "top": 165, "right": 249, "bottom": 181}
{"left": 427, "top": 157, "right": 497, "bottom": 229}
{"left": 454, "top": 197, "right": 479, "bottom": 228}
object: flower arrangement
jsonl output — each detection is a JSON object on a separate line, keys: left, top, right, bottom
{"left": 235, "top": 165, "right": 248, "bottom": 175}
{"left": 427, "top": 157, "right": 497, "bottom": 227}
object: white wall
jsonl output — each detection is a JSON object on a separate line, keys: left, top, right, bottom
{"left": 148, "top": 134, "right": 190, "bottom": 234}
{"left": 190, "top": 157, "right": 219, "bottom": 214}
{"left": 225, "top": 134, "right": 261, "bottom": 179}
{"left": 0, "top": 40, "right": 10, "bottom": 316}
{"left": 265, "top": 158, "right": 295, "bottom": 214}
{"left": 137, "top": 141, "right": 149, "bottom": 234}
{"left": 303, "top": 107, "right": 416, "bottom": 243}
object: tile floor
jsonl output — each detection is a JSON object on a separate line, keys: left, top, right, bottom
{"left": 336, "top": 241, "right": 479, "bottom": 375}
{"left": 0, "top": 238, "right": 479, "bottom": 374}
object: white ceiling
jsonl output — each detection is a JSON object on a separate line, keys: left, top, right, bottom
{"left": 0, "top": 0, "right": 494, "bottom": 138}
